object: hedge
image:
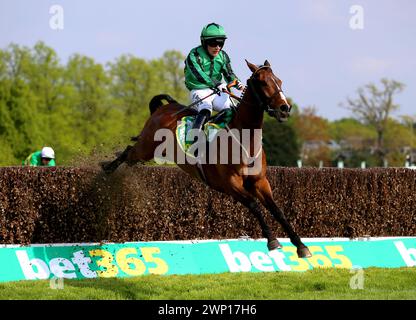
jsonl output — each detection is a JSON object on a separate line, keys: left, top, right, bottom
{"left": 0, "top": 166, "right": 415, "bottom": 244}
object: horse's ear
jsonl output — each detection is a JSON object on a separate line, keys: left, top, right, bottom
{"left": 264, "top": 60, "right": 271, "bottom": 67}
{"left": 245, "top": 59, "right": 258, "bottom": 73}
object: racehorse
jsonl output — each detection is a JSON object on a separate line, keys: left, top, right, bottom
{"left": 102, "top": 60, "right": 312, "bottom": 258}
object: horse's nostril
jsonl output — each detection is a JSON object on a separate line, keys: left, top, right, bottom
{"left": 280, "top": 105, "right": 289, "bottom": 113}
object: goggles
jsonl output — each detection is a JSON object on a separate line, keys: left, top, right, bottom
{"left": 206, "top": 39, "right": 225, "bottom": 47}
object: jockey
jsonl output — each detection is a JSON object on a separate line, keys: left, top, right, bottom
{"left": 23, "top": 146, "right": 56, "bottom": 167}
{"left": 184, "top": 22, "right": 244, "bottom": 138}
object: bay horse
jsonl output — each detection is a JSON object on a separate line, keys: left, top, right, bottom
{"left": 102, "top": 60, "right": 312, "bottom": 258}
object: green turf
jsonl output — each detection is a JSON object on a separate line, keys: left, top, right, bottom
{"left": 1, "top": 268, "right": 415, "bottom": 300}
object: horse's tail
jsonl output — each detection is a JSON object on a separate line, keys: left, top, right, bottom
{"left": 149, "top": 94, "right": 178, "bottom": 115}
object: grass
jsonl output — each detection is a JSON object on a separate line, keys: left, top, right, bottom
{"left": 0, "top": 268, "right": 416, "bottom": 300}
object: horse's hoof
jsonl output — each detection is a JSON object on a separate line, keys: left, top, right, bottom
{"left": 297, "top": 246, "right": 312, "bottom": 258}
{"left": 267, "top": 239, "right": 282, "bottom": 251}
{"left": 100, "top": 161, "right": 114, "bottom": 174}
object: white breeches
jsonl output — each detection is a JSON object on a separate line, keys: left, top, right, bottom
{"left": 190, "top": 88, "right": 231, "bottom": 112}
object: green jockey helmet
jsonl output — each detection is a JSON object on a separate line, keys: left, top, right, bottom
{"left": 200, "top": 23, "right": 227, "bottom": 47}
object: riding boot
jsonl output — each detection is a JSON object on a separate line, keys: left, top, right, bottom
{"left": 192, "top": 109, "right": 211, "bottom": 132}
{"left": 190, "top": 109, "right": 211, "bottom": 157}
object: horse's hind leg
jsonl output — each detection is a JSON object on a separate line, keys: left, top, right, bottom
{"left": 101, "top": 132, "right": 159, "bottom": 173}
{"left": 125, "top": 138, "right": 158, "bottom": 166}
{"left": 101, "top": 145, "right": 133, "bottom": 174}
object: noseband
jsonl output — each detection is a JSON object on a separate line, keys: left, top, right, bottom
{"left": 246, "top": 66, "right": 291, "bottom": 115}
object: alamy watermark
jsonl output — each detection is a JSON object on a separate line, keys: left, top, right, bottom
{"left": 154, "top": 126, "right": 263, "bottom": 175}
{"left": 349, "top": 5, "right": 364, "bottom": 30}
{"left": 49, "top": 5, "right": 64, "bottom": 30}
{"left": 50, "top": 276, "right": 64, "bottom": 290}
{"left": 349, "top": 266, "right": 364, "bottom": 289}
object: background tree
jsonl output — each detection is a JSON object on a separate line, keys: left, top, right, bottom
{"left": 0, "top": 42, "right": 189, "bottom": 166}
{"left": 108, "top": 55, "right": 155, "bottom": 137}
{"left": 0, "top": 42, "right": 412, "bottom": 169}
{"left": 0, "top": 44, "right": 43, "bottom": 162}
{"left": 108, "top": 51, "right": 188, "bottom": 141}
{"left": 330, "top": 118, "right": 376, "bottom": 167}
{"left": 292, "top": 106, "right": 332, "bottom": 166}
{"left": 262, "top": 117, "right": 300, "bottom": 166}
{"left": 65, "top": 53, "right": 124, "bottom": 157}
{"left": 341, "top": 78, "right": 405, "bottom": 166}
{"left": 152, "top": 50, "right": 188, "bottom": 104}
{"left": 384, "top": 118, "right": 415, "bottom": 166}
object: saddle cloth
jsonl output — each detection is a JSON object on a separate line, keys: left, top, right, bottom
{"left": 176, "top": 109, "right": 235, "bottom": 157}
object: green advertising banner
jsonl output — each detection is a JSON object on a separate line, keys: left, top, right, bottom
{"left": 0, "top": 237, "right": 415, "bottom": 282}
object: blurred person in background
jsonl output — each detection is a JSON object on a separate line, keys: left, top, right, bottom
{"left": 23, "top": 146, "right": 56, "bottom": 167}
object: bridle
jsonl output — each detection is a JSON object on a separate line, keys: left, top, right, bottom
{"left": 246, "top": 65, "right": 291, "bottom": 116}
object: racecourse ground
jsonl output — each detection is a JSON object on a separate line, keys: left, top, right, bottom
{"left": 1, "top": 267, "right": 415, "bottom": 300}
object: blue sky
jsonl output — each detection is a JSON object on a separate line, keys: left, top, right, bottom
{"left": 0, "top": 0, "right": 414, "bottom": 120}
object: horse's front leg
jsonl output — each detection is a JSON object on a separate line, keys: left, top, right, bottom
{"left": 244, "top": 199, "right": 282, "bottom": 251}
{"left": 254, "top": 178, "right": 312, "bottom": 258}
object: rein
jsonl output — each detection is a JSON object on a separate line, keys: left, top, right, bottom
{"left": 173, "top": 65, "right": 287, "bottom": 117}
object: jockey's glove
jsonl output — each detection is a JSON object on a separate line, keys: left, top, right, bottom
{"left": 227, "top": 79, "right": 245, "bottom": 91}
{"left": 211, "top": 82, "right": 227, "bottom": 95}
{"left": 235, "top": 80, "right": 245, "bottom": 91}
{"left": 210, "top": 81, "right": 223, "bottom": 95}
{"left": 217, "top": 83, "right": 228, "bottom": 92}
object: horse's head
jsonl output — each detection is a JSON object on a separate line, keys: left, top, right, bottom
{"left": 245, "top": 59, "right": 291, "bottom": 122}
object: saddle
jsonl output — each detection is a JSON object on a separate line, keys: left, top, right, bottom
{"left": 176, "top": 109, "right": 236, "bottom": 156}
